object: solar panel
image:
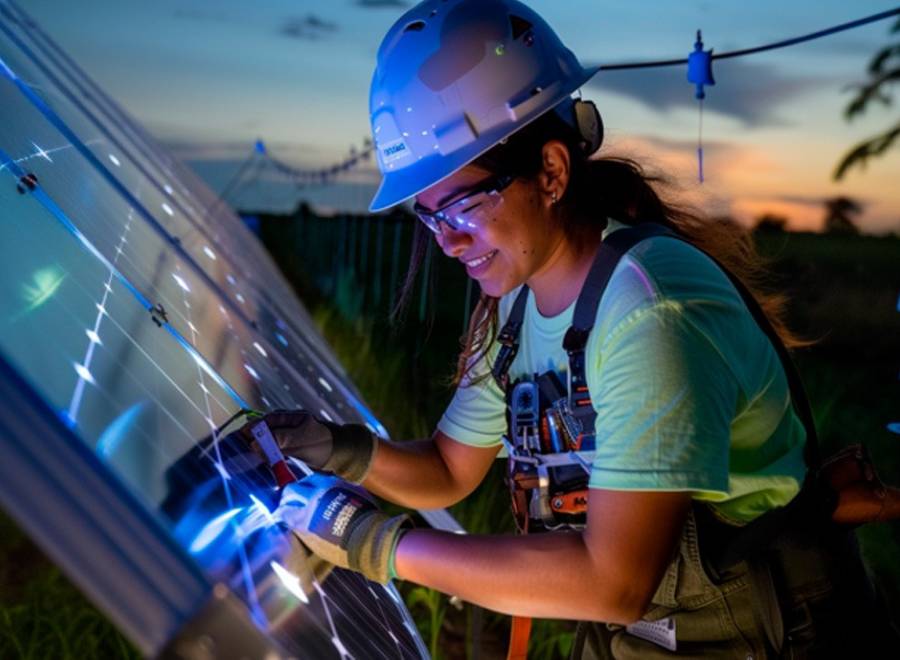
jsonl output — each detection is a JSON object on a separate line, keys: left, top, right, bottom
{"left": 0, "top": 1, "right": 427, "bottom": 656}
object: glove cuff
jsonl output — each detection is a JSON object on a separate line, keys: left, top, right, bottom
{"left": 347, "top": 513, "right": 412, "bottom": 584}
{"left": 322, "top": 422, "right": 378, "bottom": 484}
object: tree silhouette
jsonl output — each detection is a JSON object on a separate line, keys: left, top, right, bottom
{"left": 753, "top": 213, "right": 789, "bottom": 233}
{"left": 834, "top": 18, "right": 900, "bottom": 180}
{"left": 822, "top": 196, "right": 863, "bottom": 234}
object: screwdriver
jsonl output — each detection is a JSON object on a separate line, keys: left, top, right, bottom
{"left": 248, "top": 419, "right": 298, "bottom": 488}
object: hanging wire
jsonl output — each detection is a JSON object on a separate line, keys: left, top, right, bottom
{"left": 697, "top": 98, "right": 705, "bottom": 183}
{"left": 595, "top": 6, "right": 900, "bottom": 72}
{"left": 204, "top": 150, "right": 263, "bottom": 221}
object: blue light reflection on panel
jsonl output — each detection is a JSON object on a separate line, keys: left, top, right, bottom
{"left": 0, "top": 2, "right": 424, "bottom": 657}
{"left": 0, "top": 20, "right": 387, "bottom": 442}
{"left": 0, "top": 4, "right": 372, "bottom": 426}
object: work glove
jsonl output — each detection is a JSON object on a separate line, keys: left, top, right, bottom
{"left": 277, "top": 473, "right": 411, "bottom": 585}
{"left": 239, "top": 410, "right": 377, "bottom": 484}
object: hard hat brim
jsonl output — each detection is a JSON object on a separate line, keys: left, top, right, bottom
{"left": 368, "top": 65, "right": 600, "bottom": 213}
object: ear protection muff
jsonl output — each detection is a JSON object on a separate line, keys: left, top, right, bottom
{"left": 573, "top": 99, "right": 603, "bottom": 156}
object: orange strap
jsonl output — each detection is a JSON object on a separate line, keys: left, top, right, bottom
{"left": 507, "top": 615, "right": 532, "bottom": 660}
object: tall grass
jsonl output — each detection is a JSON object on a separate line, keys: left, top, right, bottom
{"left": 0, "top": 512, "right": 137, "bottom": 659}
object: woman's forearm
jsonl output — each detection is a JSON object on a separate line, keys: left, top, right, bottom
{"left": 362, "top": 432, "right": 499, "bottom": 509}
{"left": 393, "top": 528, "right": 646, "bottom": 624}
{"left": 362, "top": 438, "right": 468, "bottom": 508}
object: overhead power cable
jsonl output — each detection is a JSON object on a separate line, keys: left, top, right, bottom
{"left": 596, "top": 6, "right": 900, "bottom": 71}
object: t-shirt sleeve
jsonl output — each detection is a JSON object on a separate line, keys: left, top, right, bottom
{"left": 436, "top": 340, "right": 506, "bottom": 447}
{"left": 588, "top": 300, "right": 739, "bottom": 496}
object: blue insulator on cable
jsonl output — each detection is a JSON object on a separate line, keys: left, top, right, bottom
{"left": 687, "top": 30, "right": 715, "bottom": 99}
{"left": 687, "top": 30, "right": 715, "bottom": 183}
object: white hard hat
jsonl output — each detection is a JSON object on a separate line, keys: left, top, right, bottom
{"left": 368, "top": 0, "right": 599, "bottom": 212}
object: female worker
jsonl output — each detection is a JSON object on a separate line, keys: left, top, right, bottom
{"left": 244, "top": 1, "right": 894, "bottom": 657}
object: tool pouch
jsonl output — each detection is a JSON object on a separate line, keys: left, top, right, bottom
{"left": 819, "top": 443, "right": 900, "bottom": 525}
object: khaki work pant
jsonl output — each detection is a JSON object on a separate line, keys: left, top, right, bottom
{"left": 570, "top": 508, "right": 899, "bottom": 659}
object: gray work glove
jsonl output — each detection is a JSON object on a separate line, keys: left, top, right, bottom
{"left": 277, "top": 473, "right": 411, "bottom": 585}
{"left": 238, "top": 410, "right": 377, "bottom": 484}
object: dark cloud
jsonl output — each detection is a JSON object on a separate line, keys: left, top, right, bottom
{"left": 620, "top": 134, "right": 740, "bottom": 155}
{"left": 587, "top": 58, "right": 836, "bottom": 128}
{"left": 772, "top": 193, "right": 873, "bottom": 208}
{"left": 279, "top": 14, "right": 338, "bottom": 40}
{"left": 355, "top": 0, "right": 409, "bottom": 8}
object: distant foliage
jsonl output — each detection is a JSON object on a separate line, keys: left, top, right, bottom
{"left": 834, "top": 18, "right": 900, "bottom": 179}
{"left": 753, "top": 213, "right": 789, "bottom": 233}
{"left": 822, "top": 196, "right": 863, "bottom": 234}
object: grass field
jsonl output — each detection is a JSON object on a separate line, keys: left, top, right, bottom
{"left": 1, "top": 216, "right": 897, "bottom": 659}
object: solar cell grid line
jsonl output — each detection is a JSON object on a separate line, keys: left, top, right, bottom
{"left": 0, "top": 7, "right": 250, "bottom": 256}
{"left": 328, "top": 571, "right": 424, "bottom": 659}
{"left": 0, "top": 40, "right": 378, "bottom": 434}
{"left": 0, "top": 4, "right": 250, "bottom": 267}
{"left": 2, "top": 5, "right": 430, "bottom": 654}
{"left": 0, "top": 95, "right": 338, "bottom": 426}
{"left": 1, "top": 152, "right": 263, "bottom": 421}
{"left": 2, "top": 7, "right": 310, "bottom": 324}
{"left": 0, "top": 52, "right": 386, "bottom": 474}
{"left": 316, "top": 572, "right": 406, "bottom": 660}
{"left": 65, "top": 211, "right": 132, "bottom": 426}
{"left": 0, "top": 163, "right": 288, "bottom": 553}
{"left": 0, "top": 179, "right": 246, "bottom": 533}
{"left": 1, "top": 2, "right": 362, "bottom": 393}
{"left": 0, "top": 22, "right": 286, "bottom": 319}
{"left": 0, "top": 22, "right": 216, "bottom": 260}
{"left": 0, "top": 155, "right": 428, "bottom": 656}
{"left": 0, "top": 38, "right": 273, "bottom": 351}
{"left": 0, "top": 148, "right": 248, "bottom": 446}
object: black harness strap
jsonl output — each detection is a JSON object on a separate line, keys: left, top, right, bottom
{"left": 491, "top": 222, "right": 827, "bottom": 570}
{"left": 492, "top": 285, "right": 531, "bottom": 390}
{"left": 492, "top": 222, "right": 819, "bottom": 465}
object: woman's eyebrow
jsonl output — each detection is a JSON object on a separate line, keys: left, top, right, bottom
{"left": 416, "top": 187, "right": 467, "bottom": 214}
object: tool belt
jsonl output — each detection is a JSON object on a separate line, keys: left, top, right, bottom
{"left": 503, "top": 372, "right": 596, "bottom": 532}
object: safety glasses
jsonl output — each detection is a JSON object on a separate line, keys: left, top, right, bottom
{"left": 413, "top": 174, "right": 515, "bottom": 234}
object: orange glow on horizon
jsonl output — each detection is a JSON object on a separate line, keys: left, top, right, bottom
{"left": 603, "top": 135, "right": 899, "bottom": 234}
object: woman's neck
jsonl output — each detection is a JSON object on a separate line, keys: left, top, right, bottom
{"left": 528, "top": 235, "right": 601, "bottom": 317}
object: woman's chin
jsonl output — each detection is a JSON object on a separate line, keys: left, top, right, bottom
{"left": 476, "top": 276, "right": 519, "bottom": 299}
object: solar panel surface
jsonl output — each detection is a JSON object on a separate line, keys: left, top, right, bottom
{"left": 0, "top": 1, "right": 426, "bottom": 656}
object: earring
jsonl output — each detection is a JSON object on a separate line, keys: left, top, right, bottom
{"left": 551, "top": 191, "right": 558, "bottom": 204}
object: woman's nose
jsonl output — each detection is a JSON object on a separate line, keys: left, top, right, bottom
{"left": 436, "top": 223, "right": 472, "bottom": 257}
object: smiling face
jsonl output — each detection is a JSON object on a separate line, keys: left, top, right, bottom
{"left": 415, "top": 163, "right": 569, "bottom": 299}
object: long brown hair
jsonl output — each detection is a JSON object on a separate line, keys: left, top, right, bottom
{"left": 393, "top": 109, "right": 806, "bottom": 386}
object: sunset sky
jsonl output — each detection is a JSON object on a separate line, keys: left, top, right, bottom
{"left": 24, "top": 0, "right": 900, "bottom": 234}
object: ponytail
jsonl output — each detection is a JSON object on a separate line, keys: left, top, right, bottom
{"left": 389, "top": 110, "right": 809, "bottom": 386}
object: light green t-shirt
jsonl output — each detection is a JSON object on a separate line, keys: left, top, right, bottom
{"left": 437, "top": 221, "right": 808, "bottom": 524}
